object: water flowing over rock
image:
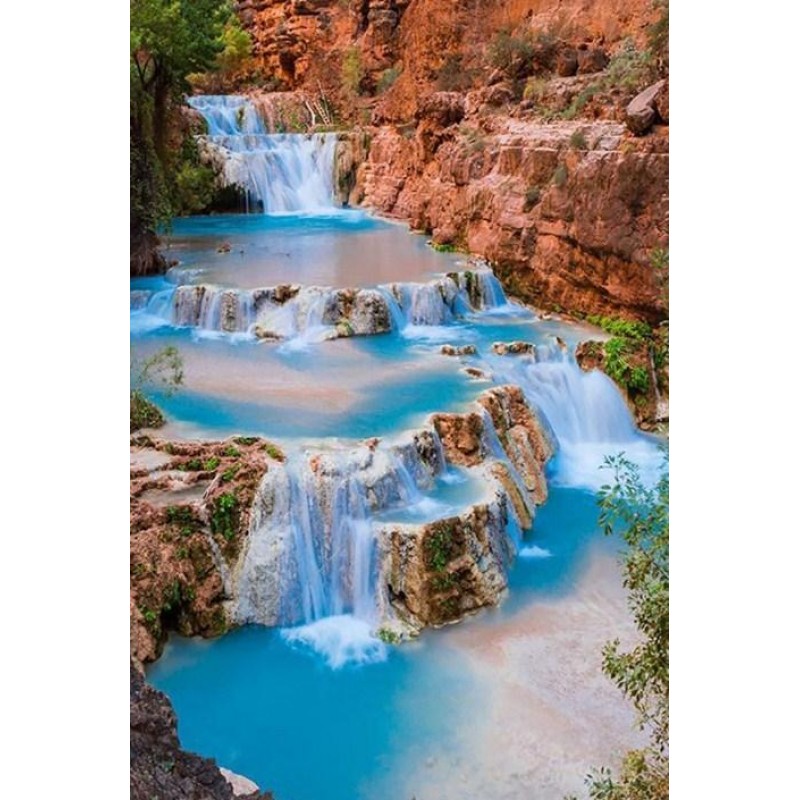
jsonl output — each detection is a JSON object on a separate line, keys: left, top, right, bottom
{"left": 234, "top": 430, "right": 446, "bottom": 627}
{"left": 188, "top": 95, "right": 338, "bottom": 213}
{"left": 135, "top": 267, "right": 510, "bottom": 341}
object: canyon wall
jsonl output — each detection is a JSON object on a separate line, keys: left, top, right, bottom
{"left": 219, "top": 0, "right": 669, "bottom": 323}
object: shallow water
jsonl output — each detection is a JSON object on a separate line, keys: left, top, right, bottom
{"left": 138, "top": 207, "right": 663, "bottom": 799}
{"left": 159, "top": 212, "right": 464, "bottom": 289}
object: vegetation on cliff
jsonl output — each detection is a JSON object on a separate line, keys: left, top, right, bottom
{"left": 130, "top": 0, "right": 251, "bottom": 274}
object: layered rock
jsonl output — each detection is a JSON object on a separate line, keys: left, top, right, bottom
{"left": 130, "top": 662, "right": 271, "bottom": 800}
{"left": 130, "top": 435, "right": 282, "bottom": 664}
{"left": 358, "top": 117, "right": 667, "bottom": 322}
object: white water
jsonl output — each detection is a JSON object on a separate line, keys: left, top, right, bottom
{"left": 188, "top": 95, "right": 337, "bottom": 214}
{"left": 131, "top": 269, "right": 510, "bottom": 343}
{"left": 235, "top": 433, "right": 445, "bottom": 637}
{"left": 488, "top": 343, "right": 663, "bottom": 491}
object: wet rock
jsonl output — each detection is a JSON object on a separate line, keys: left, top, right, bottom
{"left": 462, "top": 367, "right": 491, "bottom": 381}
{"left": 625, "top": 80, "right": 666, "bottom": 136}
{"left": 131, "top": 662, "right": 271, "bottom": 800}
{"left": 440, "top": 344, "right": 477, "bottom": 356}
{"left": 217, "top": 242, "right": 232, "bottom": 253}
{"left": 492, "top": 341, "right": 535, "bottom": 356}
{"left": 130, "top": 436, "right": 272, "bottom": 663}
{"left": 253, "top": 325, "right": 282, "bottom": 341}
{"left": 349, "top": 289, "right": 392, "bottom": 334}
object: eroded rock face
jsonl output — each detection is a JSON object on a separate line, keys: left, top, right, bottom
{"left": 130, "top": 435, "right": 280, "bottom": 664}
{"left": 130, "top": 662, "right": 271, "bottom": 800}
{"left": 378, "top": 495, "right": 514, "bottom": 630}
{"left": 359, "top": 119, "right": 667, "bottom": 322}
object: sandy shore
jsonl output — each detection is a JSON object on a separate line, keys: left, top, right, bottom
{"left": 397, "top": 545, "right": 646, "bottom": 800}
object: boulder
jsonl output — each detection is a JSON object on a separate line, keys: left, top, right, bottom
{"left": 555, "top": 48, "right": 578, "bottom": 77}
{"left": 577, "top": 47, "right": 608, "bottom": 75}
{"left": 492, "top": 341, "right": 535, "bottom": 356}
{"left": 440, "top": 344, "right": 477, "bottom": 356}
{"left": 625, "top": 80, "right": 666, "bottom": 136}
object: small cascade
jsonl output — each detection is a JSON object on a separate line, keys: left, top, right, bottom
{"left": 380, "top": 269, "right": 510, "bottom": 332}
{"left": 487, "top": 342, "right": 662, "bottom": 489}
{"left": 187, "top": 95, "right": 337, "bottom": 214}
{"left": 234, "top": 430, "right": 445, "bottom": 628}
{"left": 132, "top": 270, "right": 509, "bottom": 341}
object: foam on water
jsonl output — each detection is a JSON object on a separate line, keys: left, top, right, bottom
{"left": 518, "top": 544, "right": 553, "bottom": 559}
{"left": 280, "top": 615, "right": 388, "bottom": 669}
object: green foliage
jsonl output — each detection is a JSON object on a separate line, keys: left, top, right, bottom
{"left": 587, "top": 317, "right": 652, "bottom": 342}
{"left": 217, "top": 18, "right": 252, "bottom": 72}
{"left": 131, "top": 346, "right": 184, "bottom": 396}
{"left": 647, "top": 0, "right": 669, "bottom": 73}
{"left": 570, "top": 129, "right": 589, "bottom": 150}
{"left": 166, "top": 506, "right": 195, "bottom": 526}
{"left": 582, "top": 455, "right": 669, "bottom": 799}
{"left": 211, "top": 492, "right": 239, "bottom": 541}
{"left": 523, "top": 185, "right": 541, "bottom": 212}
{"left": 376, "top": 628, "right": 401, "bottom": 645}
{"left": 604, "top": 39, "right": 654, "bottom": 93}
{"left": 221, "top": 465, "right": 240, "bottom": 482}
{"left": 222, "top": 445, "right": 241, "bottom": 457}
{"left": 179, "top": 458, "right": 203, "bottom": 471}
{"left": 203, "top": 456, "right": 221, "bottom": 471}
{"left": 523, "top": 76, "right": 548, "bottom": 103}
{"left": 341, "top": 47, "right": 364, "bottom": 96}
{"left": 377, "top": 67, "right": 401, "bottom": 94}
{"left": 424, "top": 522, "right": 456, "bottom": 572}
{"left": 172, "top": 159, "right": 217, "bottom": 215}
{"left": 552, "top": 163, "right": 568, "bottom": 188}
{"left": 604, "top": 338, "right": 650, "bottom": 395}
{"left": 234, "top": 436, "right": 259, "bottom": 446}
{"left": 488, "top": 29, "right": 534, "bottom": 78}
{"left": 559, "top": 85, "right": 599, "bottom": 120}
{"left": 431, "top": 242, "right": 457, "bottom": 253}
{"left": 130, "top": 345, "right": 183, "bottom": 431}
{"left": 264, "top": 443, "right": 285, "bottom": 461}
{"left": 130, "top": 391, "right": 166, "bottom": 432}
{"left": 130, "top": 0, "right": 239, "bottom": 245}
{"left": 460, "top": 125, "right": 486, "bottom": 153}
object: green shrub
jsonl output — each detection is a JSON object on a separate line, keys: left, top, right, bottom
{"left": 488, "top": 30, "right": 534, "bottom": 78}
{"left": 203, "top": 456, "right": 220, "bottom": 471}
{"left": 570, "top": 129, "right": 588, "bottom": 150}
{"left": 341, "top": 47, "right": 364, "bottom": 96}
{"left": 130, "top": 390, "right": 165, "bottom": 432}
{"left": 377, "top": 67, "right": 401, "bottom": 94}
{"left": 523, "top": 185, "right": 541, "bottom": 211}
{"left": 552, "top": 163, "right": 568, "bottom": 188}
{"left": 211, "top": 492, "right": 239, "bottom": 541}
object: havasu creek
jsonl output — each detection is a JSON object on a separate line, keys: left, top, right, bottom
{"left": 130, "top": 2, "right": 668, "bottom": 797}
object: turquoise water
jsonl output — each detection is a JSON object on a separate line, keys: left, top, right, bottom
{"left": 147, "top": 484, "right": 609, "bottom": 800}
{"left": 139, "top": 209, "right": 663, "bottom": 799}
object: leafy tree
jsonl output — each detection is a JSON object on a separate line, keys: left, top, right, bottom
{"left": 580, "top": 455, "right": 669, "bottom": 799}
{"left": 130, "top": 1, "right": 251, "bottom": 273}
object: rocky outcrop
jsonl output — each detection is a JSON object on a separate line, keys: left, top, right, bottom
{"left": 130, "top": 435, "right": 282, "bottom": 664}
{"left": 492, "top": 341, "right": 535, "bottom": 356}
{"left": 378, "top": 490, "right": 514, "bottom": 631}
{"left": 625, "top": 80, "right": 667, "bottom": 135}
{"left": 357, "top": 116, "right": 667, "bottom": 322}
{"left": 130, "top": 662, "right": 271, "bottom": 800}
{"left": 377, "top": 387, "right": 553, "bottom": 634}
{"left": 440, "top": 344, "right": 477, "bottom": 357}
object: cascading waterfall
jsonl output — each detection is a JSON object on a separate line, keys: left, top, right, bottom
{"left": 130, "top": 269, "right": 510, "bottom": 340}
{"left": 234, "top": 431, "right": 446, "bottom": 630}
{"left": 188, "top": 95, "right": 337, "bottom": 214}
{"left": 488, "top": 342, "right": 662, "bottom": 489}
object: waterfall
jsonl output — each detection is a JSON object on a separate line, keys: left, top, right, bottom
{"left": 488, "top": 343, "right": 662, "bottom": 490}
{"left": 132, "top": 270, "right": 509, "bottom": 341}
{"left": 234, "top": 431, "right": 445, "bottom": 628}
{"left": 187, "top": 95, "right": 337, "bottom": 214}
